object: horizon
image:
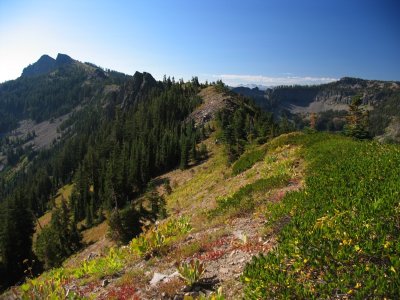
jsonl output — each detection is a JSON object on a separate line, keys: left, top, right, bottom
{"left": 1, "top": 0, "right": 399, "bottom": 86}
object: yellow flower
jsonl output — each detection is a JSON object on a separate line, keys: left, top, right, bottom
{"left": 355, "top": 282, "right": 361, "bottom": 289}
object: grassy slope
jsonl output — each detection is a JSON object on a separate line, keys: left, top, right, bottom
{"left": 243, "top": 133, "right": 400, "bottom": 299}
{"left": 14, "top": 132, "right": 304, "bottom": 299}
{"left": 12, "top": 132, "right": 400, "bottom": 299}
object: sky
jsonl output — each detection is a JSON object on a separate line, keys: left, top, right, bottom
{"left": 0, "top": 0, "right": 399, "bottom": 86}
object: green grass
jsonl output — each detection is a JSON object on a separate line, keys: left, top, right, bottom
{"left": 243, "top": 132, "right": 400, "bottom": 299}
{"left": 209, "top": 174, "right": 290, "bottom": 217}
{"left": 231, "top": 147, "right": 266, "bottom": 175}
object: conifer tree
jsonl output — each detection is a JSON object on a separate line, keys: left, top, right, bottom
{"left": 344, "top": 95, "right": 370, "bottom": 139}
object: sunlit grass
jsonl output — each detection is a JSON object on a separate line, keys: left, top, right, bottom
{"left": 243, "top": 132, "right": 400, "bottom": 299}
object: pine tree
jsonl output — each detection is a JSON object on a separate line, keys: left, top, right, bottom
{"left": 180, "top": 136, "right": 189, "bottom": 169}
{"left": 0, "top": 193, "right": 34, "bottom": 286}
{"left": 34, "top": 199, "right": 81, "bottom": 269}
{"left": 344, "top": 95, "right": 370, "bottom": 139}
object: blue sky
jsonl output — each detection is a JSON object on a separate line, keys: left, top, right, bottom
{"left": 0, "top": 0, "right": 399, "bottom": 85}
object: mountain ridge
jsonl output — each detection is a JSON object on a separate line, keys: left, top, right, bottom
{"left": 21, "top": 53, "right": 76, "bottom": 77}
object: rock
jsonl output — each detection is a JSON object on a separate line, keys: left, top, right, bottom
{"left": 219, "top": 267, "right": 229, "bottom": 274}
{"left": 86, "top": 252, "right": 98, "bottom": 261}
{"left": 150, "top": 271, "right": 180, "bottom": 285}
{"left": 150, "top": 273, "right": 167, "bottom": 285}
{"left": 185, "top": 292, "right": 199, "bottom": 298}
{"left": 102, "top": 279, "right": 109, "bottom": 287}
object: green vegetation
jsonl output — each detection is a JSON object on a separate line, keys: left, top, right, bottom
{"left": 216, "top": 97, "right": 277, "bottom": 162}
{"left": 0, "top": 74, "right": 205, "bottom": 288}
{"left": 129, "top": 216, "right": 192, "bottom": 258}
{"left": 18, "top": 276, "right": 84, "bottom": 300}
{"left": 34, "top": 200, "right": 81, "bottom": 269}
{"left": 243, "top": 133, "right": 400, "bottom": 298}
{"left": 231, "top": 147, "right": 266, "bottom": 175}
{"left": 209, "top": 174, "right": 290, "bottom": 217}
{"left": 177, "top": 259, "right": 205, "bottom": 287}
{"left": 344, "top": 95, "right": 370, "bottom": 139}
{"left": 107, "top": 205, "right": 142, "bottom": 244}
{"left": 72, "top": 247, "right": 126, "bottom": 279}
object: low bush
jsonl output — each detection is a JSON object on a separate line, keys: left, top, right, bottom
{"left": 209, "top": 174, "right": 290, "bottom": 217}
{"left": 231, "top": 147, "right": 266, "bottom": 175}
{"left": 130, "top": 216, "right": 192, "bottom": 258}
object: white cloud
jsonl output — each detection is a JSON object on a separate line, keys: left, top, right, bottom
{"left": 210, "top": 74, "right": 338, "bottom": 87}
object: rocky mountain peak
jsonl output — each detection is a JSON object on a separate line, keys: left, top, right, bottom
{"left": 21, "top": 53, "right": 75, "bottom": 77}
{"left": 21, "top": 54, "right": 56, "bottom": 77}
{"left": 55, "top": 53, "right": 74, "bottom": 66}
{"left": 121, "top": 71, "right": 158, "bottom": 108}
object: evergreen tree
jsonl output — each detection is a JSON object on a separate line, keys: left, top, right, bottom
{"left": 0, "top": 193, "right": 34, "bottom": 287}
{"left": 34, "top": 199, "right": 81, "bottom": 269}
{"left": 344, "top": 95, "right": 370, "bottom": 139}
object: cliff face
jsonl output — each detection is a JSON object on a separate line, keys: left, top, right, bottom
{"left": 233, "top": 77, "right": 400, "bottom": 114}
{"left": 120, "top": 71, "right": 159, "bottom": 109}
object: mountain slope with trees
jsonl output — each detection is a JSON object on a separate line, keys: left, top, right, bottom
{"left": 233, "top": 77, "right": 400, "bottom": 141}
{"left": 0, "top": 56, "right": 281, "bottom": 291}
{"left": 1, "top": 55, "right": 399, "bottom": 298}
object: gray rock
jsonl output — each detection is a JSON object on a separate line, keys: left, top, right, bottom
{"left": 150, "top": 271, "right": 180, "bottom": 285}
{"left": 102, "top": 279, "right": 109, "bottom": 287}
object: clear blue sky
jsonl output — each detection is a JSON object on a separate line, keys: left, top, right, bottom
{"left": 0, "top": 0, "right": 399, "bottom": 85}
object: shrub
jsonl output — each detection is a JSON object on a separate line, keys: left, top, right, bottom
{"left": 108, "top": 205, "right": 142, "bottom": 244}
{"left": 130, "top": 216, "right": 192, "bottom": 258}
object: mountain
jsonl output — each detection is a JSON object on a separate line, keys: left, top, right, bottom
{"left": 1, "top": 55, "right": 400, "bottom": 299}
{"left": 233, "top": 77, "right": 400, "bottom": 140}
{"left": 4, "top": 131, "right": 400, "bottom": 299}
{"left": 232, "top": 83, "right": 270, "bottom": 90}
{"left": 0, "top": 54, "right": 162, "bottom": 190}
{"left": 0, "top": 55, "right": 278, "bottom": 292}
{"left": 21, "top": 53, "right": 75, "bottom": 77}
{"left": 121, "top": 71, "right": 159, "bottom": 109}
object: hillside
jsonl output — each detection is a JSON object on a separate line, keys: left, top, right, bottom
{"left": 0, "top": 56, "right": 281, "bottom": 293}
{"left": 5, "top": 131, "right": 400, "bottom": 299}
{"left": 1, "top": 55, "right": 400, "bottom": 299}
{"left": 233, "top": 77, "right": 400, "bottom": 141}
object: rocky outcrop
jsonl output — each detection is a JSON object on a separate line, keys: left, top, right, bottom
{"left": 186, "top": 87, "right": 239, "bottom": 127}
{"left": 21, "top": 54, "right": 57, "bottom": 77}
{"left": 120, "top": 71, "right": 158, "bottom": 109}
{"left": 22, "top": 53, "right": 75, "bottom": 77}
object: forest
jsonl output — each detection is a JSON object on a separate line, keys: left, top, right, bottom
{"left": 0, "top": 67, "right": 284, "bottom": 290}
